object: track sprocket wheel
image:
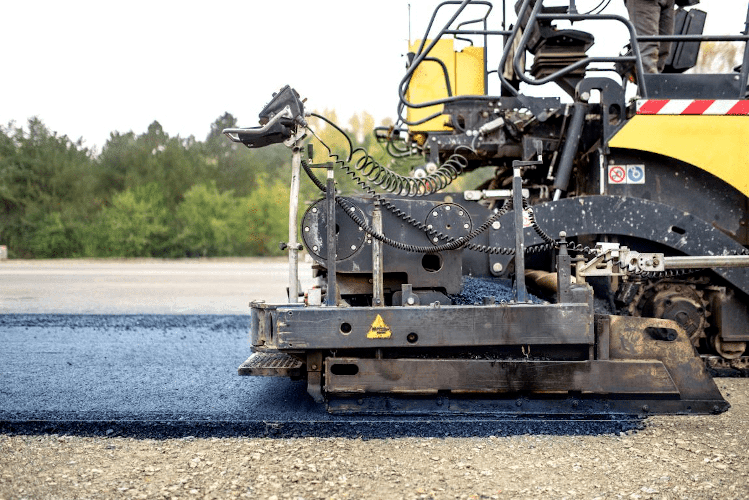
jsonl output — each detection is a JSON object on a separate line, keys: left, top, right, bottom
{"left": 624, "top": 279, "right": 709, "bottom": 346}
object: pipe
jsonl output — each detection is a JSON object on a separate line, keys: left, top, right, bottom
{"left": 372, "top": 200, "right": 384, "bottom": 306}
{"left": 325, "top": 166, "right": 338, "bottom": 306}
{"left": 512, "top": 164, "right": 529, "bottom": 303}
{"left": 525, "top": 269, "right": 558, "bottom": 294}
{"left": 552, "top": 103, "right": 587, "bottom": 201}
{"left": 288, "top": 147, "right": 302, "bottom": 303}
{"left": 664, "top": 255, "right": 749, "bottom": 269}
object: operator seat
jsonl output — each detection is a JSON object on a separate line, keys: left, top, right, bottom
{"left": 514, "top": 0, "right": 595, "bottom": 97}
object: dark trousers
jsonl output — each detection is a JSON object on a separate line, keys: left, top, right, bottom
{"left": 625, "top": 0, "right": 676, "bottom": 73}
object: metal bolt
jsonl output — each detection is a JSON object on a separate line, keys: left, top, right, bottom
{"left": 351, "top": 245, "right": 357, "bottom": 250}
{"left": 407, "top": 297, "right": 415, "bottom": 305}
{"left": 433, "top": 237, "right": 439, "bottom": 243}
{"left": 492, "top": 262, "right": 503, "bottom": 273}
{"left": 463, "top": 223, "right": 470, "bottom": 229}
{"left": 459, "top": 211, "right": 464, "bottom": 216}
{"left": 445, "top": 205, "right": 451, "bottom": 211}
{"left": 492, "top": 221, "right": 501, "bottom": 230}
{"left": 313, "top": 246, "right": 319, "bottom": 252}
{"left": 312, "top": 207, "right": 318, "bottom": 213}
{"left": 311, "top": 364, "right": 318, "bottom": 370}
{"left": 433, "top": 212, "right": 439, "bottom": 217}
{"left": 304, "top": 226, "right": 310, "bottom": 232}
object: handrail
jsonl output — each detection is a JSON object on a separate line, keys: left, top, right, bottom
{"left": 507, "top": 1, "right": 649, "bottom": 96}
{"left": 399, "top": 0, "right": 749, "bottom": 123}
{"left": 507, "top": 0, "right": 749, "bottom": 99}
{"left": 398, "top": 0, "right": 510, "bottom": 126}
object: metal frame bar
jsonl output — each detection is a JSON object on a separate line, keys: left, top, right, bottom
{"left": 272, "top": 302, "right": 594, "bottom": 350}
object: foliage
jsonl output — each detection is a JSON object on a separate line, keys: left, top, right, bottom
{"left": 96, "top": 183, "right": 171, "bottom": 257}
{"left": 175, "top": 182, "right": 246, "bottom": 257}
{"left": 0, "top": 118, "right": 99, "bottom": 257}
{"left": 245, "top": 176, "right": 290, "bottom": 256}
{"left": 0, "top": 111, "right": 406, "bottom": 259}
{"left": 691, "top": 42, "right": 743, "bottom": 74}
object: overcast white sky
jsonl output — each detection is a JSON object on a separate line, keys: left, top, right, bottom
{"left": 1, "top": 1, "right": 746, "bottom": 151}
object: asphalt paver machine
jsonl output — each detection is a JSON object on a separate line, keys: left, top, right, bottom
{"left": 224, "top": 0, "right": 749, "bottom": 415}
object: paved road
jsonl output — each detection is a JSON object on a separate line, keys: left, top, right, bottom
{"left": 1, "top": 258, "right": 296, "bottom": 314}
{"left": 1, "top": 259, "right": 637, "bottom": 438}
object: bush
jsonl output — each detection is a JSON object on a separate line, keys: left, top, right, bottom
{"left": 97, "top": 183, "right": 170, "bottom": 257}
{"left": 174, "top": 182, "right": 243, "bottom": 257}
{"left": 245, "top": 177, "right": 290, "bottom": 256}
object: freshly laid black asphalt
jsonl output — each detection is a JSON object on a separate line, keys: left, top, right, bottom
{"left": 0, "top": 314, "right": 641, "bottom": 438}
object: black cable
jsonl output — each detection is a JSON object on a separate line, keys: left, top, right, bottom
{"left": 580, "top": 0, "right": 611, "bottom": 16}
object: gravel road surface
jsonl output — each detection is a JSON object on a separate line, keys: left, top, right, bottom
{"left": 1, "top": 258, "right": 748, "bottom": 499}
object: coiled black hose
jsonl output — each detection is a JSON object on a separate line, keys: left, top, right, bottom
{"left": 311, "top": 112, "right": 466, "bottom": 197}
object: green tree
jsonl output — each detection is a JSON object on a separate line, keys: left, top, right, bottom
{"left": 98, "top": 121, "right": 211, "bottom": 210}
{"left": 203, "top": 112, "right": 292, "bottom": 197}
{"left": 245, "top": 176, "right": 290, "bottom": 256}
{"left": 0, "top": 110, "right": 397, "bottom": 259}
{"left": 0, "top": 118, "right": 97, "bottom": 258}
{"left": 97, "top": 183, "right": 170, "bottom": 257}
{"left": 174, "top": 182, "right": 244, "bottom": 256}
{"left": 25, "top": 211, "right": 86, "bottom": 258}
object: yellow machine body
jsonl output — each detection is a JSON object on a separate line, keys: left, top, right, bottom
{"left": 406, "top": 39, "right": 485, "bottom": 132}
{"left": 609, "top": 114, "right": 749, "bottom": 198}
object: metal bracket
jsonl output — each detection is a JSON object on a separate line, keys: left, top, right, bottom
{"left": 576, "top": 243, "right": 629, "bottom": 281}
{"left": 223, "top": 105, "right": 293, "bottom": 143}
{"left": 401, "top": 284, "right": 420, "bottom": 306}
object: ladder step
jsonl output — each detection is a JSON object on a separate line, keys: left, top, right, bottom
{"left": 238, "top": 352, "right": 304, "bottom": 377}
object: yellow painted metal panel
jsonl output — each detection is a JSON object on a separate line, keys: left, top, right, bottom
{"left": 456, "top": 45, "right": 485, "bottom": 96}
{"left": 406, "top": 39, "right": 456, "bottom": 132}
{"left": 609, "top": 115, "right": 749, "bottom": 198}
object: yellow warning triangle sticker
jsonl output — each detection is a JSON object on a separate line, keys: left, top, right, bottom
{"left": 367, "top": 314, "right": 392, "bottom": 339}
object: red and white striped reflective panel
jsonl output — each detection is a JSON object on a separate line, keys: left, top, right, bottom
{"left": 637, "top": 99, "right": 749, "bottom": 115}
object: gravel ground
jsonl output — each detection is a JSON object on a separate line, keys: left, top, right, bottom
{"left": 2, "top": 259, "right": 749, "bottom": 499}
{"left": 1, "top": 378, "right": 747, "bottom": 500}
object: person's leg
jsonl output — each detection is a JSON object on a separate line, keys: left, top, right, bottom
{"left": 626, "top": 0, "right": 661, "bottom": 73}
{"left": 657, "top": 0, "right": 676, "bottom": 72}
